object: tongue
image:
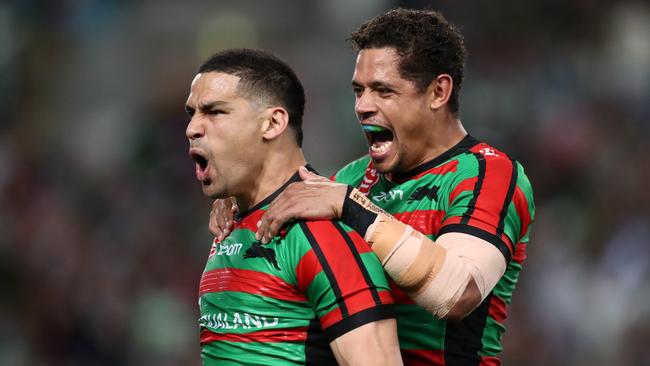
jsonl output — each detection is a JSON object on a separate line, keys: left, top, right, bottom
{"left": 196, "top": 163, "right": 209, "bottom": 181}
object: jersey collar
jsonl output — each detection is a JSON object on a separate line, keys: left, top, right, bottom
{"left": 389, "top": 134, "right": 480, "bottom": 182}
{"left": 235, "top": 164, "right": 316, "bottom": 220}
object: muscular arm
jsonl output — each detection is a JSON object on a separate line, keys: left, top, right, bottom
{"left": 330, "top": 319, "right": 402, "bottom": 366}
{"left": 343, "top": 188, "right": 506, "bottom": 320}
{"left": 253, "top": 168, "right": 506, "bottom": 320}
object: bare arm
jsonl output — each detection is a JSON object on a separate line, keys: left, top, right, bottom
{"left": 255, "top": 168, "right": 505, "bottom": 320}
{"left": 330, "top": 319, "right": 403, "bottom": 366}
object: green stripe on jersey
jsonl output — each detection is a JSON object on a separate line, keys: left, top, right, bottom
{"left": 199, "top": 198, "right": 393, "bottom": 365}
{"left": 202, "top": 340, "right": 306, "bottom": 365}
{"left": 333, "top": 136, "right": 535, "bottom": 363}
{"left": 479, "top": 316, "right": 505, "bottom": 357}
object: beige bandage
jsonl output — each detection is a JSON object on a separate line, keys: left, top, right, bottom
{"left": 435, "top": 232, "right": 506, "bottom": 301}
{"left": 365, "top": 215, "right": 507, "bottom": 318}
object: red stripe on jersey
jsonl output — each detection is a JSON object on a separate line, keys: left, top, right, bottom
{"left": 393, "top": 210, "right": 445, "bottom": 236}
{"left": 466, "top": 145, "right": 514, "bottom": 237}
{"left": 320, "top": 307, "right": 342, "bottom": 329}
{"left": 480, "top": 356, "right": 501, "bottom": 366}
{"left": 346, "top": 229, "right": 374, "bottom": 254}
{"left": 512, "top": 242, "right": 527, "bottom": 264}
{"left": 401, "top": 349, "right": 445, "bottom": 366}
{"left": 389, "top": 281, "right": 415, "bottom": 305}
{"left": 305, "top": 221, "right": 379, "bottom": 304}
{"left": 343, "top": 289, "right": 379, "bottom": 316}
{"left": 199, "top": 268, "right": 306, "bottom": 302}
{"left": 295, "top": 250, "right": 322, "bottom": 292}
{"left": 449, "top": 176, "right": 478, "bottom": 204}
{"left": 233, "top": 209, "right": 265, "bottom": 232}
{"left": 318, "top": 295, "right": 393, "bottom": 331}
{"left": 199, "top": 327, "right": 308, "bottom": 344}
{"left": 441, "top": 216, "right": 462, "bottom": 227}
{"left": 378, "top": 290, "right": 393, "bottom": 305}
{"left": 513, "top": 185, "right": 531, "bottom": 240}
{"left": 410, "top": 159, "right": 459, "bottom": 181}
{"left": 307, "top": 221, "right": 384, "bottom": 329}
{"left": 488, "top": 296, "right": 508, "bottom": 323}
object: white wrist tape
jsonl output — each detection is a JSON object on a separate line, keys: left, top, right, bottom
{"left": 365, "top": 215, "right": 506, "bottom": 318}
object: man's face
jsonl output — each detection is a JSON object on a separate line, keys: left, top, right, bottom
{"left": 185, "top": 72, "right": 267, "bottom": 198}
{"left": 352, "top": 47, "right": 432, "bottom": 174}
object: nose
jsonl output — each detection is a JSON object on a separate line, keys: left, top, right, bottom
{"left": 186, "top": 116, "right": 204, "bottom": 141}
{"left": 354, "top": 90, "right": 376, "bottom": 121}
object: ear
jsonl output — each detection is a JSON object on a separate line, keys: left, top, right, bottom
{"left": 428, "top": 74, "right": 453, "bottom": 111}
{"left": 262, "top": 107, "right": 290, "bottom": 141}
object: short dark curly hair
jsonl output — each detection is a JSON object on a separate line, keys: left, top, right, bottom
{"left": 349, "top": 8, "right": 466, "bottom": 114}
{"left": 198, "top": 49, "right": 305, "bottom": 147}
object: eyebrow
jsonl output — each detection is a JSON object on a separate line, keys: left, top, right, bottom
{"left": 185, "top": 100, "right": 230, "bottom": 116}
{"left": 351, "top": 80, "right": 396, "bottom": 90}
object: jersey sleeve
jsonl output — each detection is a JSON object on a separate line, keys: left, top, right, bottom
{"left": 290, "top": 220, "right": 394, "bottom": 341}
{"left": 438, "top": 148, "right": 535, "bottom": 263}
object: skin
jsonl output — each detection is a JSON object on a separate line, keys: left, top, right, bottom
{"left": 185, "top": 72, "right": 304, "bottom": 210}
{"left": 209, "top": 47, "right": 483, "bottom": 320}
{"left": 187, "top": 71, "right": 402, "bottom": 364}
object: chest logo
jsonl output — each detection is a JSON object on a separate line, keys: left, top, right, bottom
{"left": 244, "top": 241, "right": 281, "bottom": 271}
{"left": 408, "top": 186, "right": 440, "bottom": 203}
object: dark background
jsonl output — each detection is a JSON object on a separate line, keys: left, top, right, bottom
{"left": 1, "top": 1, "right": 649, "bottom": 365}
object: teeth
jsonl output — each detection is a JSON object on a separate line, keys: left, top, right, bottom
{"left": 370, "top": 141, "right": 392, "bottom": 153}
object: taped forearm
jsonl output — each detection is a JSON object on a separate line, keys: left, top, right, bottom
{"left": 365, "top": 216, "right": 470, "bottom": 318}
{"left": 340, "top": 187, "right": 506, "bottom": 318}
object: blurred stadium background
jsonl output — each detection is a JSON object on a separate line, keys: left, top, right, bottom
{"left": 1, "top": 0, "right": 649, "bottom": 365}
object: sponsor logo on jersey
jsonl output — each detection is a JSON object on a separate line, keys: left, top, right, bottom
{"left": 200, "top": 312, "right": 279, "bottom": 330}
{"left": 217, "top": 242, "right": 243, "bottom": 256}
{"left": 372, "top": 189, "right": 404, "bottom": 203}
{"left": 243, "top": 241, "right": 280, "bottom": 270}
{"left": 408, "top": 186, "right": 440, "bottom": 203}
{"left": 358, "top": 165, "right": 379, "bottom": 194}
{"left": 209, "top": 241, "right": 243, "bottom": 258}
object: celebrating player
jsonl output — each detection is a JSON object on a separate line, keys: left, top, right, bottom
{"left": 186, "top": 49, "right": 402, "bottom": 365}
{"left": 211, "top": 9, "right": 535, "bottom": 365}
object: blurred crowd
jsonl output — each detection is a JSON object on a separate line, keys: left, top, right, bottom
{"left": 1, "top": 1, "right": 648, "bottom": 365}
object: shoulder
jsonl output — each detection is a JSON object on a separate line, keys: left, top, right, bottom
{"left": 333, "top": 155, "right": 372, "bottom": 184}
{"left": 283, "top": 219, "right": 372, "bottom": 255}
{"left": 441, "top": 141, "right": 520, "bottom": 186}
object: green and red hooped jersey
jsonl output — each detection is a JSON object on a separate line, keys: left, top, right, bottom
{"left": 198, "top": 171, "right": 395, "bottom": 365}
{"left": 333, "top": 135, "right": 535, "bottom": 366}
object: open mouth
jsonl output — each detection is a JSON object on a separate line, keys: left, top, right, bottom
{"left": 190, "top": 149, "right": 210, "bottom": 182}
{"left": 362, "top": 124, "right": 394, "bottom": 155}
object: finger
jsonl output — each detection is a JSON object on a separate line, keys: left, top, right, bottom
{"left": 299, "top": 166, "right": 328, "bottom": 182}
{"left": 215, "top": 203, "right": 228, "bottom": 234}
{"left": 209, "top": 205, "right": 222, "bottom": 238}
{"left": 262, "top": 206, "right": 296, "bottom": 243}
{"left": 209, "top": 214, "right": 223, "bottom": 240}
{"left": 255, "top": 214, "right": 265, "bottom": 240}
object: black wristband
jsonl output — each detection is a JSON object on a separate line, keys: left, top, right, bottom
{"left": 340, "top": 186, "right": 379, "bottom": 237}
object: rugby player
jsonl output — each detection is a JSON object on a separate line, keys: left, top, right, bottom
{"left": 186, "top": 49, "right": 402, "bottom": 365}
{"left": 211, "top": 9, "right": 535, "bottom": 365}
